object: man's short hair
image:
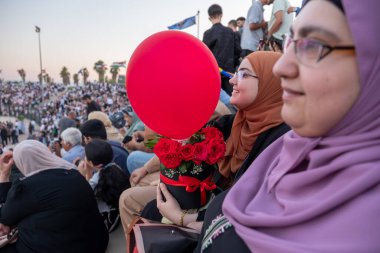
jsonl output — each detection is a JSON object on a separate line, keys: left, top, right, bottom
{"left": 85, "top": 139, "right": 113, "bottom": 166}
{"left": 237, "top": 17, "right": 246, "bottom": 22}
{"left": 79, "top": 119, "right": 107, "bottom": 140}
{"left": 228, "top": 20, "right": 237, "bottom": 27}
{"left": 68, "top": 111, "right": 77, "bottom": 118}
{"left": 208, "top": 4, "right": 223, "bottom": 18}
{"left": 61, "top": 127, "right": 82, "bottom": 146}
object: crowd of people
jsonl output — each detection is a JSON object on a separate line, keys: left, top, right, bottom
{"left": 1, "top": 0, "right": 380, "bottom": 252}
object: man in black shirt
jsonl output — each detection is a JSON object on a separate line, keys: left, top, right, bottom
{"left": 203, "top": 4, "right": 241, "bottom": 95}
{"left": 82, "top": 94, "right": 101, "bottom": 117}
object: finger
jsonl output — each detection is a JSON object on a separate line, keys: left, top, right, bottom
{"left": 5, "top": 158, "right": 14, "bottom": 166}
{"left": 132, "top": 175, "right": 140, "bottom": 185}
{"left": 2, "top": 152, "right": 13, "bottom": 161}
{"left": 156, "top": 184, "right": 163, "bottom": 203}
{"left": 159, "top": 183, "right": 173, "bottom": 200}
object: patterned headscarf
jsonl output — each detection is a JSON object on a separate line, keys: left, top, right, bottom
{"left": 223, "top": 0, "right": 380, "bottom": 252}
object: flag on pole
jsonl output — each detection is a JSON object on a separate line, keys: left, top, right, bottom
{"left": 168, "top": 15, "right": 196, "bottom": 30}
{"left": 95, "top": 64, "right": 107, "bottom": 71}
{"left": 35, "top": 26, "right": 41, "bottom": 33}
{"left": 111, "top": 61, "right": 126, "bottom": 68}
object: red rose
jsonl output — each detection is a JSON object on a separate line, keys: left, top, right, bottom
{"left": 201, "top": 127, "right": 224, "bottom": 140}
{"left": 180, "top": 144, "right": 195, "bottom": 161}
{"left": 160, "top": 154, "right": 182, "bottom": 169}
{"left": 154, "top": 138, "right": 182, "bottom": 169}
{"left": 193, "top": 142, "right": 208, "bottom": 165}
{"left": 153, "top": 138, "right": 174, "bottom": 158}
{"left": 206, "top": 139, "right": 226, "bottom": 165}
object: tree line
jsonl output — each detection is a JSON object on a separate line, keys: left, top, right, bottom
{"left": 16, "top": 60, "right": 123, "bottom": 85}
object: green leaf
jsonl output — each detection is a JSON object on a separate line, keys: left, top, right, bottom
{"left": 178, "top": 162, "right": 187, "bottom": 174}
{"left": 144, "top": 135, "right": 162, "bottom": 149}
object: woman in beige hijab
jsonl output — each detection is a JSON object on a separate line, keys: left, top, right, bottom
{"left": 0, "top": 140, "right": 109, "bottom": 252}
{"left": 88, "top": 111, "right": 124, "bottom": 142}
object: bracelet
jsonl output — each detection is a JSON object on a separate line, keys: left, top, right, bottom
{"left": 179, "top": 210, "right": 188, "bottom": 227}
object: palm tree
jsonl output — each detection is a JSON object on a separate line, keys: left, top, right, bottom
{"left": 38, "top": 73, "right": 48, "bottom": 84}
{"left": 38, "top": 73, "right": 42, "bottom": 84}
{"left": 17, "top": 69, "right": 26, "bottom": 83}
{"left": 110, "top": 66, "right": 120, "bottom": 84}
{"left": 46, "top": 75, "right": 51, "bottom": 85}
{"left": 93, "top": 60, "right": 106, "bottom": 83}
{"left": 83, "top": 68, "right": 89, "bottom": 84}
{"left": 73, "top": 73, "right": 79, "bottom": 85}
{"left": 60, "top": 66, "right": 70, "bottom": 85}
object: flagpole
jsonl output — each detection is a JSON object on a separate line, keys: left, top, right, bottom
{"left": 35, "top": 26, "right": 43, "bottom": 87}
{"left": 197, "top": 10, "right": 200, "bottom": 39}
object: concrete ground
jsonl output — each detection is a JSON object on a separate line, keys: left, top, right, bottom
{"left": 106, "top": 225, "right": 126, "bottom": 253}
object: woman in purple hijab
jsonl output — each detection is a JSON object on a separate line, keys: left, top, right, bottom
{"left": 196, "top": 0, "right": 380, "bottom": 252}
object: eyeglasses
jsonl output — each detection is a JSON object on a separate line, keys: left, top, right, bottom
{"left": 284, "top": 34, "right": 355, "bottom": 66}
{"left": 233, "top": 70, "right": 258, "bottom": 82}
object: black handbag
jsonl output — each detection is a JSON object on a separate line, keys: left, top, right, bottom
{"left": 127, "top": 217, "right": 199, "bottom": 253}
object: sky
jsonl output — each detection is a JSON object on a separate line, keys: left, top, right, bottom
{"left": 0, "top": 0, "right": 301, "bottom": 83}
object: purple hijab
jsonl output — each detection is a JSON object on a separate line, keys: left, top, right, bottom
{"left": 222, "top": 0, "right": 380, "bottom": 252}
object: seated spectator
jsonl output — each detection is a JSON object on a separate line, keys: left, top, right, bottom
{"left": 60, "top": 127, "right": 85, "bottom": 164}
{"left": 119, "top": 155, "right": 161, "bottom": 239}
{"left": 78, "top": 139, "right": 130, "bottom": 233}
{"left": 142, "top": 51, "right": 289, "bottom": 228}
{"left": 80, "top": 119, "right": 129, "bottom": 175}
{"left": 121, "top": 51, "right": 289, "bottom": 243}
{"left": 0, "top": 140, "right": 108, "bottom": 253}
{"left": 58, "top": 110, "right": 77, "bottom": 134}
{"left": 124, "top": 126, "right": 157, "bottom": 174}
{"left": 122, "top": 107, "right": 145, "bottom": 137}
{"left": 196, "top": 1, "right": 380, "bottom": 252}
{"left": 88, "top": 111, "right": 123, "bottom": 142}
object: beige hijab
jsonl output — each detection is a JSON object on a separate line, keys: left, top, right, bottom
{"left": 88, "top": 111, "right": 123, "bottom": 142}
{"left": 13, "top": 140, "right": 74, "bottom": 177}
{"left": 218, "top": 51, "right": 284, "bottom": 178}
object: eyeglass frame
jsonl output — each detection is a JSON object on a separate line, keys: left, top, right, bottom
{"left": 284, "top": 34, "right": 355, "bottom": 64}
{"left": 232, "top": 70, "right": 258, "bottom": 82}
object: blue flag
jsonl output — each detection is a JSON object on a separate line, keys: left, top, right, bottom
{"left": 168, "top": 15, "right": 196, "bottom": 30}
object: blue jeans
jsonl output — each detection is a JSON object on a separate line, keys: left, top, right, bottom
{"left": 126, "top": 151, "right": 155, "bottom": 174}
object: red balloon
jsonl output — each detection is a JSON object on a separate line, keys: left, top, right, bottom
{"left": 126, "top": 31, "right": 220, "bottom": 139}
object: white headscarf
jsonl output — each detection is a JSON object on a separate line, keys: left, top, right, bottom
{"left": 13, "top": 140, "right": 74, "bottom": 177}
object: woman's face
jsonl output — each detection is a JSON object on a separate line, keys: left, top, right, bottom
{"left": 229, "top": 58, "right": 259, "bottom": 110}
{"left": 273, "top": 0, "right": 360, "bottom": 137}
{"left": 124, "top": 114, "right": 133, "bottom": 126}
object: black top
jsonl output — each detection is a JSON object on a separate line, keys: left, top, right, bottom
{"left": 108, "top": 140, "right": 130, "bottom": 176}
{"left": 86, "top": 100, "right": 101, "bottom": 115}
{"left": 203, "top": 23, "right": 241, "bottom": 72}
{"left": 141, "top": 120, "right": 290, "bottom": 224}
{"left": 0, "top": 169, "right": 109, "bottom": 253}
{"left": 212, "top": 115, "right": 290, "bottom": 190}
{"left": 193, "top": 190, "right": 250, "bottom": 253}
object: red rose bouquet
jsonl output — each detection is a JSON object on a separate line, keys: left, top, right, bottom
{"left": 153, "top": 126, "right": 226, "bottom": 209}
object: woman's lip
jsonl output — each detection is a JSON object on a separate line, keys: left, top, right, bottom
{"left": 282, "top": 88, "right": 304, "bottom": 101}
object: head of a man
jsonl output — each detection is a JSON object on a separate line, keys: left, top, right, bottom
{"left": 208, "top": 4, "right": 223, "bottom": 21}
